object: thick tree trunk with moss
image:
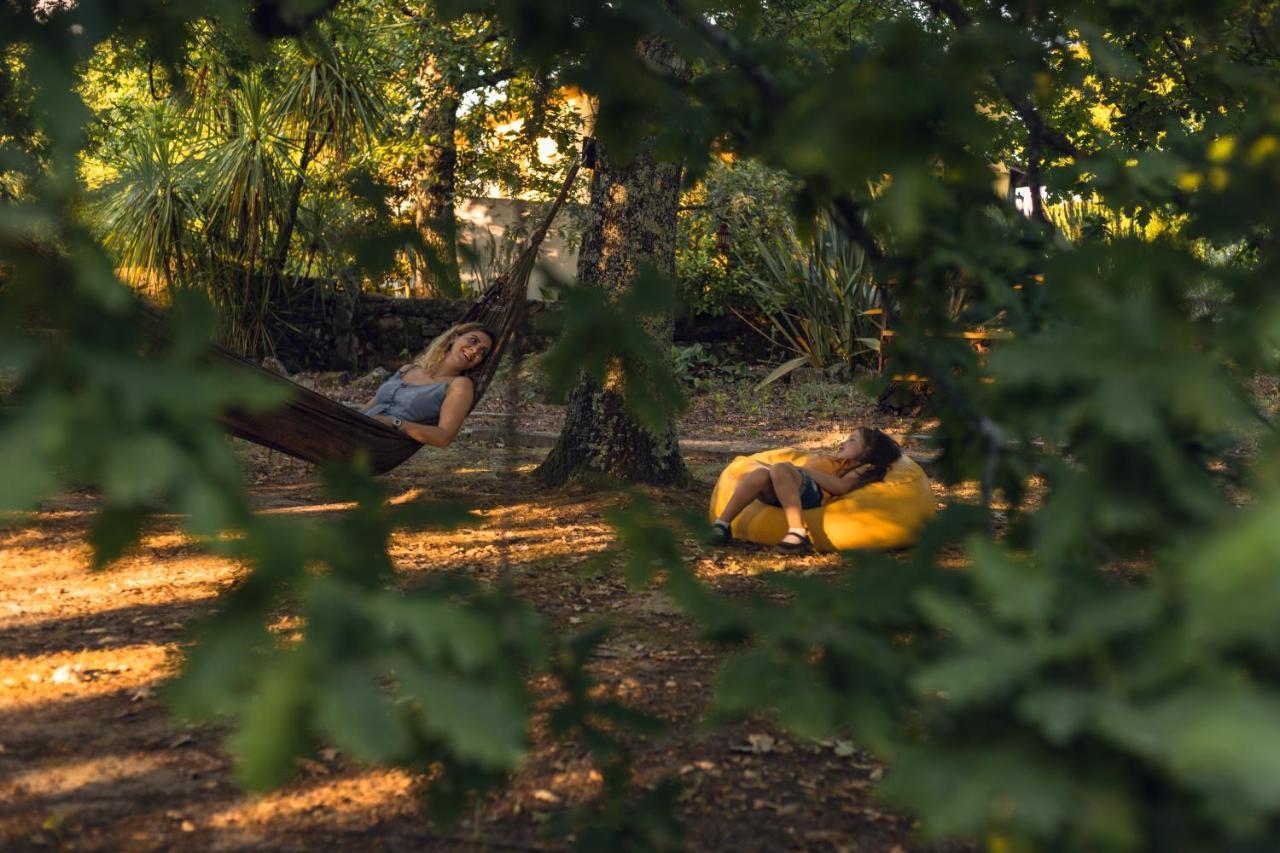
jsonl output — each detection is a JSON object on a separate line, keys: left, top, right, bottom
{"left": 537, "top": 46, "right": 689, "bottom": 487}
{"left": 411, "top": 72, "right": 462, "bottom": 298}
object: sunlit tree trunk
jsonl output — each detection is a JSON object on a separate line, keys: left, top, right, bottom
{"left": 536, "top": 41, "right": 689, "bottom": 487}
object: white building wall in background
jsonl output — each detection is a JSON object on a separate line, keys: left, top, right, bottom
{"left": 456, "top": 197, "right": 580, "bottom": 300}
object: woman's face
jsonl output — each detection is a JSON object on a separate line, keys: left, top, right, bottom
{"left": 450, "top": 329, "right": 493, "bottom": 370}
{"left": 836, "top": 431, "right": 867, "bottom": 461}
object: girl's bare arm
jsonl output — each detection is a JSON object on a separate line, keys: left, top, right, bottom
{"left": 802, "top": 463, "right": 869, "bottom": 496}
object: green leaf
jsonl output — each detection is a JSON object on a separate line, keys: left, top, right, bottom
{"left": 911, "top": 636, "right": 1044, "bottom": 706}
{"left": 966, "top": 537, "right": 1054, "bottom": 628}
{"left": 229, "top": 654, "right": 313, "bottom": 791}
{"left": 396, "top": 667, "right": 527, "bottom": 770}
{"left": 167, "top": 613, "right": 273, "bottom": 721}
{"left": 882, "top": 741, "right": 1077, "bottom": 839}
{"left": 1097, "top": 685, "right": 1280, "bottom": 817}
{"left": 178, "top": 478, "right": 243, "bottom": 542}
{"left": 88, "top": 504, "right": 148, "bottom": 569}
{"left": 376, "top": 597, "right": 502, "bottom": 672}
{"left": 1016, "top": 687, "right": 1100, "bottom": 744}
{"left": 316, "top": 665, "right": 411, "bottom": 764}
{"left": 0, "top": 412, "right": 59, "bottom": 512}
{"left": 101, "top": 434, "right": 182, "bottom": 503}
{"left": 714, "top": 648, "right": 838, "bottom": 737}
{"left": 755, "top": 354, "right": 811, "bottom": 389}
{"left": 1182, "top": 493, "right": 1280, "bottom": 652}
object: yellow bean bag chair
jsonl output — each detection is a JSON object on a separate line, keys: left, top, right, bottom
{"left": 708, "top": 447, "right": 936, "bottom": 552}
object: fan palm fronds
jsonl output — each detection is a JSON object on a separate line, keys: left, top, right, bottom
{"left": 275, "top": 30, "right": 387, "bottom": 155}
{"left": 197, "top": 73, "right": 291, "bottom": 256}
{"left": 266, "top": 30, "right": 388, "bottom": 280}
{"left": 93, "top": 107, "right": 197, "bottom": 292}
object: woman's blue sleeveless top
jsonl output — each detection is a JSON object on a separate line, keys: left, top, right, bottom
{"left": 363, "top": 370, "right": 450, "bottom": 424}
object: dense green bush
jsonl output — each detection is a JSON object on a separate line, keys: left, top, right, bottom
{"left": 675, "top": 157, "right": 795, "bottom": 317}
{"left": 456, "top": 0, "right": 1280, "bottom": 849}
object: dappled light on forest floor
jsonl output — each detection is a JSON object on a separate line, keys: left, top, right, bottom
{"left": 0, "top": 647, "right": 169, "bottom": 720}
{"left": 1, "top": 439, "right": 981, "bottom": 850}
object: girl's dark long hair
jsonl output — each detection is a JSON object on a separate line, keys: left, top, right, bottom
{"left": 847, "top": 427, "right": 902, "bottom": 490}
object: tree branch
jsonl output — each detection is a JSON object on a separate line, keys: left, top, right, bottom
{"left": 667, "top": 0, "right": 783, "bottom": 109}
{"left": 1027, "top": 127, "right": 1048, "bottom": 224}
{"left": 458, "top": 66, "right": 515, "bottom": 94}
{"left": 1160, "top": 29, "right": 1204, "bottom": 103}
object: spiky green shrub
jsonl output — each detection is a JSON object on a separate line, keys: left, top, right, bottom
{"left": 747, "top": 210, "right": 883, "bottom": 385}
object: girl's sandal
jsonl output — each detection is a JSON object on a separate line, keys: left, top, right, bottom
{"left": 708, "top": 523, "right": 732, "bottom": 546}
{"left": 777, "top": 531, "right": 812, "bottom": 554}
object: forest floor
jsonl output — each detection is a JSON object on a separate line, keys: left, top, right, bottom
{"left": 0, "top": 369, "right": 977, "bottom": 852}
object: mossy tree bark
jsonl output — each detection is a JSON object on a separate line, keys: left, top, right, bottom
{"left": 536, "top": 43, "right": 690, "bottom": 488}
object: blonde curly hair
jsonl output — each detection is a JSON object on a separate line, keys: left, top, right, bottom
{"left": 413, "top": 322, "right": 495, "bottom": 376}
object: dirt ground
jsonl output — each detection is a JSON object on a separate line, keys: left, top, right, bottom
{"left": 0, "top": 378, "right": 967, "bottom": 852}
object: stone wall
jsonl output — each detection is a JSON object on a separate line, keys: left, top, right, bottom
{"left": 270, "top": 292, "right": 480, "bottom": 373}
{"left": 268, "top": 291, "right": 777, "bottom": 373}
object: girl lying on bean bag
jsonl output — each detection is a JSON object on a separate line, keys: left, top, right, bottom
{"left": 708, "top": 428, "right": 935, "bottom": 554}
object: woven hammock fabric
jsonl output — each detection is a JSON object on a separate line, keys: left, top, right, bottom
{"left": 216, "top": 156, "right": 582, "bottom": 474}
{"left": 216, "top": 345, "right": 424, "bottom": 474}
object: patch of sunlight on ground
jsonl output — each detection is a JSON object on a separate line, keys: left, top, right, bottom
{"left": 258, "top": 501, "right": 361, "bottom": 516}
{"left": 4, "top": 753, "right": 170, "bottom": 800}
{"left": 451, "top": 465, "right": 504, "bottom": 475}
{"left": 200, "top": 770, "right": 420, "bottom": 832}
{"left": 0, "top": 552, "right": 238, "bottom": 627}
{"left": 0, "top": 649, "right": 171, "bottom": 718}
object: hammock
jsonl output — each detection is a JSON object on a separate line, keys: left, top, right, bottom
{"left": 217, "top": 155, "right": 584, "bottom": 474}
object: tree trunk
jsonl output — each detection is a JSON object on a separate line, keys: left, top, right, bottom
{"left": 411, "top": 73, "right": 463, "bottom": 298}
{"left": 536, "top": 41, "right": 689, "bottom": 487}
{"left": 267, "top": 122, "right": 319, "bottom": 284}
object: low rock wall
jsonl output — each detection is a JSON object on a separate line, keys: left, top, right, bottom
{"left": 268, "top": 291, "right": 775, "bottom": 373}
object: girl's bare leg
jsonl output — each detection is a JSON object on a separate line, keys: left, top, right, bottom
{"left": 768, "top": 462, "right": 807, "bottom": 531}
{"left": 716, "top": 466, "right": 773, "bottom": 526}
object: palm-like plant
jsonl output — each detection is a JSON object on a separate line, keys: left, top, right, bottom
{"left": 267, "top": 29, "right": 387, "bottom": 280}
{"left": 196, "top": 73, "right": 292, "bottom": 352}
{"left": 199, "top": 74, "right": 290, "bottom": 254}
{"left": 91, "top": 24, "right": 389, "bottom": 355}
{"left": 745, "top": 211, "right": 884, "bottom": 386}
{"left": 94, "top": 107, "right": 197, "bottom": 292}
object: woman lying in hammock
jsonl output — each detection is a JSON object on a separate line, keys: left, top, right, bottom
{"left": 362, "top": 322, "right": 495, "bottom": 447}
{"left": 709, "top": 427, "right": 902, "bottom": 554}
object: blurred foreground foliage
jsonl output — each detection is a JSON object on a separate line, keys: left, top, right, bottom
{"left": 0, "top": 0, "right": 672, "bottom": 844}
{"left": 7, "top": 0, "right": 1280, "bottom": 850}
{"left": 455, "top": 0, "right": 1280, "bottom": 849}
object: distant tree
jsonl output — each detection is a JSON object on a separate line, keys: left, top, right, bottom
{"left": 396, "top": 5, "right": 584, "bottom": 297}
